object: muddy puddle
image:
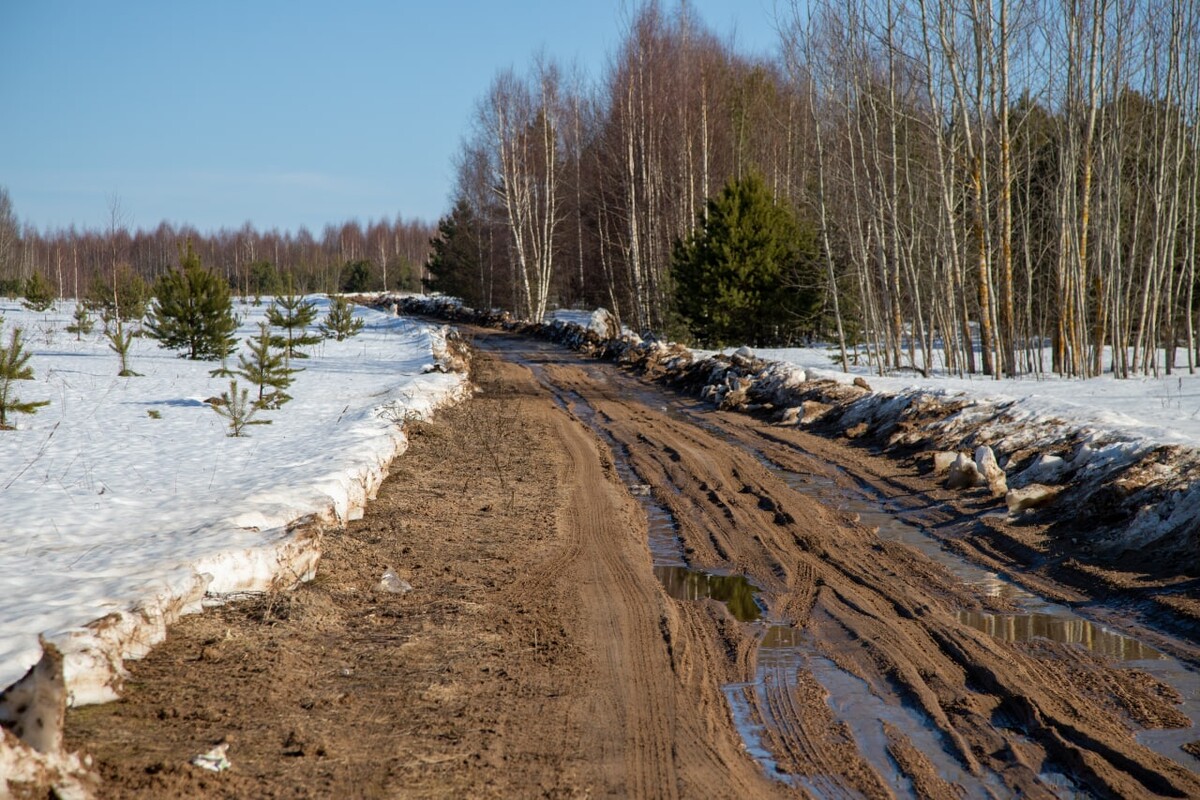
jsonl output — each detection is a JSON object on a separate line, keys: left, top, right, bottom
{"left": 514, "top": 345, "right": 1200, "bottom": 787}
{"left": 537, "top": 363, "right": 766, "bottom": 623}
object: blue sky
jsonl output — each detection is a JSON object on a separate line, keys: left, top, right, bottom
{"left": 0, "top": 1, "right": 782, "bottom": 234}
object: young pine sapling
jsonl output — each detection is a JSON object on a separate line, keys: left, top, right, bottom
{"left": 266, "top": 286, "right": 321, "bottom": 361}
{"left": 21, "top": 271, "right": 55, "bottom": 313}
{"left": 103, "top": 314, "right": 140, "bottom": 377}
{"left": 320, "top": 296, "right": 365, "bottom": 341}
{"left": 65, "top": 304, "right": 95, "bottom": 340}
{"left": 237, "top": 322, "right": 299, "bottom": 409}
{"left": 211, "top": 379, "right": 271, "bottom": 437}
{"left": 0, "top": 327, "right": 50, "bottom": 429}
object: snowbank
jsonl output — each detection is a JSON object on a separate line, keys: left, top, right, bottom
{"left": 0, "top": 298, "right": 470, "bottom": 703}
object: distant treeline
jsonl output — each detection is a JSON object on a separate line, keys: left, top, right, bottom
{"left": 424, "top": 0, "right": 1200, "bottom": 378}
{"left": 0, "top": 189, "right": 434, "bottom": 299}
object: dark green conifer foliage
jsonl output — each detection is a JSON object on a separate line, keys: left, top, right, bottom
{"left": 424, "top": 198, "right": 484, "bottom": 307}
{"left": 66, "top": 304, "right": 95, "bottom": 340}
{"left": 0, "top": 327, "right": 49, "bottom": 428}
{"left": 84, "top": 267, "right": 150, "bottom": 322}
{"left": 339, "top": 260, "right": 376, "bottom": 293}
{"left": 320, "top": 296, "right": 365, "bottom": 341}
{"left": 146, "top": 242, "right": 239, "bottom": 360}
{"left": 21, "top": 271, "right": 55, "bottom": 312}
{"left": 671, "top": 173, "right": 822, "bottom": 347}
{"left": 266, "top": 285, "right": 321, "bottom": 360}
{"left": 238, "top": 322, "right": 299, "bottom": 409}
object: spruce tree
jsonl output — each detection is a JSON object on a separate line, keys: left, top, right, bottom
{"left": 320, "top": 296, "right": 365, "bottom": 341}
{"left": 0, "top": 327, "right": 49, "bottom": 429}
{"left": 671, "top": 172, "right": 822, "bottom": 347}
{"left": 146, "top": 241, "right": 239, "bottom": 360}
{"left": 237, "top": 322, "right": 299, "bottom": 409}
{"left": 266, "top": 285, "right": 321, "bottom": 360}
{"left": 21, "top": 271, "right": 55, "bottom": 312}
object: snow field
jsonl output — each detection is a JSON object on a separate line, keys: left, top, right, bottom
{"left": 0, "top": 297, "right": 470, "bottom": 701}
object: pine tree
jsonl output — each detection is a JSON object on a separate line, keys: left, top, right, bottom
{"left": 211, "top": 379, "right": 270, "bottom": 437}
{"left": 21, "top": 271, "right": 55, "bottom": 312}
{"left": 104, "top": 316, "right": 139, "bottom": 377}
{"left": 66, "top": 304, "right": 95, "bottom": 340}
{"left": 424, "top": 197, "right": 484, "bottom": 307}
{"left": 320, "top": 296, "right": 365, "bottom": 341}
{"left": 671, "top": 173, "right": 822, "bottom": 347}
{"left": 146, "top": 241, "right": 239, "bottom": 360}
{"left": 266, "top": 285, "right": 321, "bottom": 360}
{"left": 0, "top": 327, "right": 49, "bottom": 429}
{"left": 339, "top": 260, "right": 376, "bottom": 293}
{"left": 237, "top": 322, "right": 299, "bottom": 409}
{"left": 84, "top": 266, "right": 150, "bottom": 322}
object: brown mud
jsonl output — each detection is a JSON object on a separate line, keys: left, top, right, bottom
{"left": 65, "top": 328, "right": 1200, "bottom": 798}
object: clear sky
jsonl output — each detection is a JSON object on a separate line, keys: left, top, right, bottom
{"left": 0, "top": 0, "right": 783, "bottom": 235}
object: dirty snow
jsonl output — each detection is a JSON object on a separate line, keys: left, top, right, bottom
{"left": 746, "top": 346, "right": 1200, "bottom": 453}
{"left": 0, "top": 297, "right": 468, "bottom": 697}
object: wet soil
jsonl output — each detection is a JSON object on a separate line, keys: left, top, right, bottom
{"left": 66, "top": 328, "right": 1200, "bottom": 798}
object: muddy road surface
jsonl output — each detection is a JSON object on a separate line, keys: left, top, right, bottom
{"left": 67, "top": 328, "right": 1200, "bottom": 798}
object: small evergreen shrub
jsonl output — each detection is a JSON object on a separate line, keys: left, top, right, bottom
{"left": 266, "top": 286, "right": 321, "bottom": 360}
{"left": 237, "top": 322, "right": 299, "bottom": 409}
{"left": 320, "top": 296, "right": 365, "bottom": 341}
{"left": 211, "top": 379, "right": 271, "bottom": 437}
{"left": 0, "top": 326, "right": 49, "bottom": 429}
{"left": 104, "top": 316, "right": 140, "bottom": 377}
{"left": 146, "top": 241, "right": 239, "bottom": 360}
{"left": 84, "top": 267, "right": 150, "bottom": 322}
{"left": 21, "top": 271, "right": 55, "bottom": 312}
{"left": 66, "top": 304, "right": 95, "bottom": 340}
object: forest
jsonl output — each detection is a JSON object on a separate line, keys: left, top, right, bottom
{"left": 428, "top": 0, "right": 1200, "bottom": 378}
{"left": 4, "top": 0, "right": 1200, "bottom": 379}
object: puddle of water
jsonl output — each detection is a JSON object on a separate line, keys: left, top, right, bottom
{"left": 535, "top": 364, "right": 763, "bottom": 622}
{"left": 751, "top": 625, "right": 1001, "bottom": 799}
{"left": 956, "top": 610, "right": 1163, "bottom": 661}
{"left": 720, "top": 682, "right": 795, "bottom": 784}
{"left": 654, "top": 566, "right": 762, "bottom": 622}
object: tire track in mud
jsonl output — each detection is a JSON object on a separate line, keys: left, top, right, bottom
{"left": 483, "top": 330, "right": 1200, "bottom": 798}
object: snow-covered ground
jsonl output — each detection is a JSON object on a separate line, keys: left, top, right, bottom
{"left": 749, "top": 345, "right": 1200, "bottom": 452}
{"left": 0, "top": 297, "right": 468, "bottom": 700}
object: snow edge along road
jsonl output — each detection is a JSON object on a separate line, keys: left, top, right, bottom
{"left": 54, "top": 323, "right": 473, "bottom": 708}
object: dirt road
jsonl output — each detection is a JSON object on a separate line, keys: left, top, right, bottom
{"left": 67, "top": 329, "right": 1200, "bottom": 798}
